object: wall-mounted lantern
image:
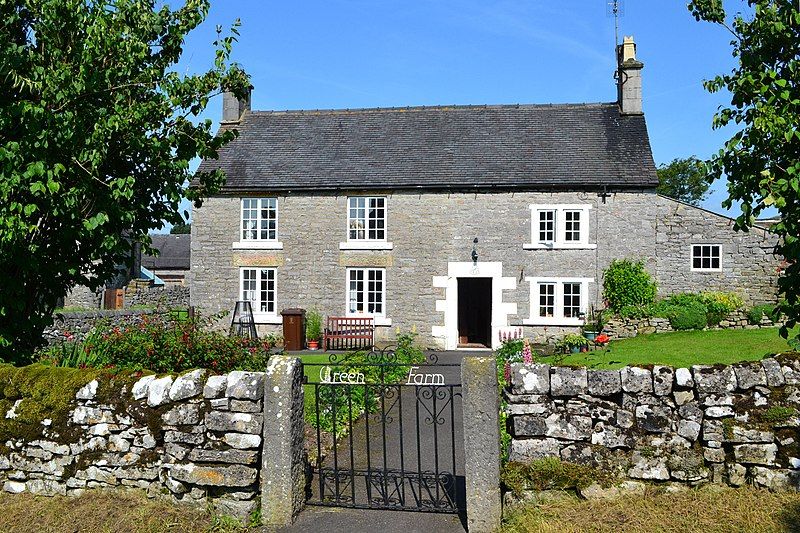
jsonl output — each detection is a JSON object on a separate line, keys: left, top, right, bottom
{"left": 471, "top": 237, "right": 479, "bottom": 264}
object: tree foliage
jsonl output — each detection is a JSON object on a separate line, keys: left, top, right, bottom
{"left": 0, "top": 0, "right": 250, "bottom": 360}
{"left": 688, "top": 0, "right": 800, "bottom": 344}
{"left": 169, "top": 222, "right": 191, "bottom": 234}
{"left": 656, "top": 156, "right": 710, "bottom": 205}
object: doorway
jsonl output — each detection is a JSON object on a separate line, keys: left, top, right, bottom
{"left": 457, "top": 278, "right": 492, "bottom": 348}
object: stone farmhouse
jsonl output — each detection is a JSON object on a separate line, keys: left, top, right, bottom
{"left": 190, "top": 37, "right": 779, "bottom": 350}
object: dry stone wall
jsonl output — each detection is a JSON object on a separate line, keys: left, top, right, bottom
{"left": 0, "top": 369, "right": 269, "bottom": 520}
{"left": 507, "top": 357, "right": 800, "bottom": 492}
{"left": 604, "top": 310, "right": 782, "bottom": 340}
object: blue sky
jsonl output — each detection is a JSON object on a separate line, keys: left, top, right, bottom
{"left": 169, "top": 0, "right": 746, "bottom": 230}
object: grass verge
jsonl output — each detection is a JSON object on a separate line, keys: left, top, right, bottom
{"left": 501, "top": 485, "right": 800, "bottom": 533}
{"left": 539, "top": 327, "right": 798, "bottom": 369}
{"left": 0, "top": 491, "right": 256, "bottom": 532}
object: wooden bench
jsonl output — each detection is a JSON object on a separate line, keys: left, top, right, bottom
{"left": 324, "top": 316, "right": 374, "bottom": 351}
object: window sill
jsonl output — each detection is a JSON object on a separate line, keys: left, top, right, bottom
{"left": 345, "top": 315, "right": 393, "bottom": 327}
{"left": 523, "top": 243, "right": 597, "bottom": 250}
{"left": 253, "top": 314, "right": 282, "bottom": 325}
{"left": 522, "top": 318, "right": 585, "bottom": 327}
{"left": 339, "top": 241, "right": 394, "bottom": 251}
{"left": 232, "top": 241, "right": 284, "bottom": 250}
{"left": 690, "top": 269, "right": 723, "bottom": 273}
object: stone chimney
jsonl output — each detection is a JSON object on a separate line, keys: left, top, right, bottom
{"left": 616, "top": 36, "right": 643, "bottom": 115}
{"left": 222, "top": 87, "right": 251, "bottom": 123}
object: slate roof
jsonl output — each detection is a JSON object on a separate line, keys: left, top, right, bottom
{"left": 142, "top": 234, "right": 191, "bottom": 271}
{"left": 198, "top": 102, "right": 658, "bottom": 192}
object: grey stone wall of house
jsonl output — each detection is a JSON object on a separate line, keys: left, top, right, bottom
{"left": 655, "top": 196, "right": 780, "bottom": 304}
{"left": 190, "top": 190, "right": 778, "bottom": 349}
{"left": 0, "top": 369, "right": 273, "bottom": 521}
{"left": 506, "top": 357, "right": 800, "bottom": 493}
{"left": 125, "top": 285, "right": 190, "bottom": 310}
{"left": 191, "top": 191, "right": 659, "bottom": 348}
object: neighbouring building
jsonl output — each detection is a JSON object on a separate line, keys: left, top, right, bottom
{"left": 190, "top": 37, "right": 780, "bottom": 349}
{"left": 141, "top": 234, "right": 191, "bottom": 286}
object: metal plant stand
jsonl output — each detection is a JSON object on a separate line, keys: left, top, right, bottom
{"left": 230, "top": 300, "right": 258, "bottom": 339}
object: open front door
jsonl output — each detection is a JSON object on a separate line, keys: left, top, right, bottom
{"left": 457, "top": 277, "right": 492, "bottom": 348}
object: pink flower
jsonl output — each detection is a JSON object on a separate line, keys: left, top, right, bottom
{"left": 504, "top": 361, "right": 511, "bottom": 384}
{"left": 522, "top": 338, "right": 533, "bottom": 364}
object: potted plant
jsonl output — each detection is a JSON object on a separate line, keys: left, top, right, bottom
{"left": 582, "top": 305, "right": 606, "bottom": 341}
{"left": 306, "top": 308, "right": 322, "bottom": 350}
{"left": 557, "top": 333, "right": 589, "bottom": 354}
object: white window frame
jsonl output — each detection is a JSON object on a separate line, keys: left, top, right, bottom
{"left": 523, "top": 277, "right": 593, "bottom": 326}
{"left": 239, "top": 267, "right": 280, "bottom": 324}
{"left": 345, "top": 267, "right": 391, "bottom": 325}
{"left": 340, "top": 196, "right": 393, "bottom": 250}
{"left": 233, "top": 198, "right": 283, "bottom": 250}
{"left": 524, "top": 204, "right": 596, "bottom": 250}
{"left": 691, "top": 244, "right": 723, "bottom": 272}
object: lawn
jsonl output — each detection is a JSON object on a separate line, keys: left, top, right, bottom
{"left": 502, "top": 485, "right": 800, "bottom": 533}
{"left": 538, "top": 327, "right": 798, "bottom": 369}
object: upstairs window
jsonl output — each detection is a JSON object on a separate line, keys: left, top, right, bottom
{"left": 564, "top": 210, "right": 582, "bottom": 242}
{"left": 691, "top": 244, "right": 722, "bottom": 272}
{"left": 538, "top": 210, "right": 556, "bottom": 244}
{"left": 241, "top": 198, "right": 277, "bottom": 241}
{"left": 527, "top": 204, "right": 594, "bottom": 249}
{"left": 348, "top": 197, "right": 386, "bottom": 241}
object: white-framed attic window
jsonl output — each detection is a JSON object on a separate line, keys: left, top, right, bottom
{"left": 524, "top": 204, "right": 596, "bottom": 250}
{"left": 523, "top": 277, "right": 593, "bottom": 326}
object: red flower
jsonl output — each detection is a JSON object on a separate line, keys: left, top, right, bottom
{"left": 595, "top": 334, "right": 610, "bottom": 345}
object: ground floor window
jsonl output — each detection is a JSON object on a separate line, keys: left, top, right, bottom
{"left": 691, "top": 244, "right": 722, "bottom": 271}
{"left": 525, "top": 277, "right": 592, "bottom": 326}
{"left": 347, "top": 268, "right": 385, "bottom": 316}
{"left": 240, "top": 267, "right": 277, "bottom": 315}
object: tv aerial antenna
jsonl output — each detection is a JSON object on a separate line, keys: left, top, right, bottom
{"left": 607, "top": 0, "right": 624, "bottom": 47}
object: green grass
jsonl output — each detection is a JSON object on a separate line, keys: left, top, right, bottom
{"left": 540, "top": 327, "right": 798, "bottom": 369}
{"left": 501, "top": 485, "right": 800, "bottom": 533}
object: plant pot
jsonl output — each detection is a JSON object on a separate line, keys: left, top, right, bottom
{"left": 570, "top": 346, "right": 581, "bottom": 354}
{"left": 307, "top": 340, "right": 319, "bottom": 350}
{"left": 583, "top": 331, "right": 598, "bottom": 341}
{"left": 580, "top": 345, "right": 589, "bottom": 353}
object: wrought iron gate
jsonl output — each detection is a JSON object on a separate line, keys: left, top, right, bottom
{"left": 304, "top": 350, "right": 465, "bottom": 513}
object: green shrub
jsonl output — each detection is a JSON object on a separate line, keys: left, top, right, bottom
{"left": 748, "top": 304, "right": 780, "bottom": 325}
{"left": 666, "top": 300, "right": 708, "bottom": 331}
{"left": 603, "top": 260, "right": 657, "bottom": 312}
{"left": 701, "top": 291, "right": 745, "bottom": 326}
{"left": 36, "top": 314, "right": 275, "bottom": 373}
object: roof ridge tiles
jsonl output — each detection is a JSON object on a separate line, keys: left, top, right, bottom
{"left": 249, "top": 101, "right": 616, "bottom": 116}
